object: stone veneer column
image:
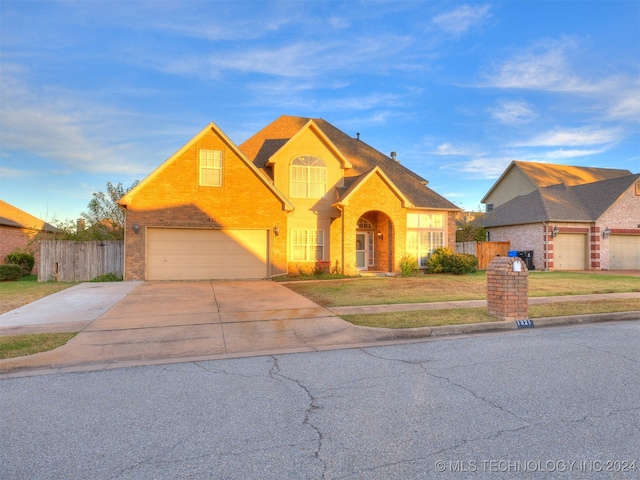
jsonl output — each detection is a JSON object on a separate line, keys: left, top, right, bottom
{"left": 487, "top": 256, "right": 529, "bottom": 321}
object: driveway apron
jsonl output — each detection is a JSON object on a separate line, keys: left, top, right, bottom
{"left": 0, "top": 281, "right": 363, "bottom": 373}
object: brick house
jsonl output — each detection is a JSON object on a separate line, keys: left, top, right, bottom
{"left": 119, "top": 116, "right": 460, "bottom": 280}
{"left": 0, "top": 200, "right": 60, "bottom": 273}
{"left": 476, "top": 161, "right": 640, "bottom": 271}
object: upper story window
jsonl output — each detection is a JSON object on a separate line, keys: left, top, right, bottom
{"left": 291, "top": 156, "right": 327, "bottom": 198}
{"left": 200, "top": 149, "right": 223, "bottom": 187}
{"left": 407, "top": 213, "right": 444, "bottom": 229}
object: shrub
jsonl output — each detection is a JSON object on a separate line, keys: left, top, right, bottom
{"left": 426, "top": 247, "right": 478, "bottom": 274}
{"left": 0, "top": 264, "right": 23, "bottom": 281}
{"left": 399, "top": 255, "right": 420, "bottom": 277}
{"left": 90, "top": 272, "right": 123, "bottom": 282}
{"left": 5, "top": 250, "right": 35, "bottom": 276}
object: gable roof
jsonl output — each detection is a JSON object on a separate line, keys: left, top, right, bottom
{"left": 240, "top": 115, "right": 460, "bottom": 211}
{"left": 476, "top": 173, "right": 640, "bottom": 227}
{"left": 0, "top": 200, "right": 59, "bottom": 232}
{"left": 120, "top": 122, "right": 294, "bottom": 211}
{"left": 481, "top": 160, "right": 633, "bottom": 204}
{"left": 334, "top": 166, "right": 413, "bottom": 208}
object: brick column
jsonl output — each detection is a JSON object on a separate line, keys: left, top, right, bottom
{"left": 487, "top": 256, "right": 528, "bottom": 321}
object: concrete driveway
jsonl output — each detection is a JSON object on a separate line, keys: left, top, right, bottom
{"left": 0, "top": 281, "right": 398, "bottom": 375}
{"left": 2, "top": 279, "right": 639, "bottom": 377}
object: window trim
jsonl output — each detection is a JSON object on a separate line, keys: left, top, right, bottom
{"left": 406, "top": 212, "right": 445, "bottom": 268}
{"left": 290, "top": 156, "right": 327, "bottom": 199}
{"left": 291, "top": 229, "right": 325, "bottom": 262}
{"left": 199, "top": 149, "right": 223, "bottom": 187}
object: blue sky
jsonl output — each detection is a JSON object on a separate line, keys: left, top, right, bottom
{"left": 1, "top": 1, "right": 639, "bottom": 223}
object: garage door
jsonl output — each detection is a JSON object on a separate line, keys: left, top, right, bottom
{"left": 554, "top": 233, "right": 588, "bottom": 270}
{"left": 610, "top": 235, "right": 640, "bottom": 269}
{"left": 147, "top": 228, "right": 268, "bottom": 280}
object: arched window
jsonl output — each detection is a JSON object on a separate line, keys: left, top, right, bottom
{"left": 291, "top": 156, "right": 327, "bottom": 198}
{"left": 357, "top": 218, "right": 373, "bottom": 229}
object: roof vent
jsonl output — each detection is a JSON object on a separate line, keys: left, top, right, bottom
{"left": 356, "top": 132, "right": 360, "bottom": 141}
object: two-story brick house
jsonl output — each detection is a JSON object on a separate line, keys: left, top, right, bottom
{"left": 119, "top": 116, "right": 460, "bottom": 280}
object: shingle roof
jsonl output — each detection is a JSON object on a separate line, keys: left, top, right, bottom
{"left": 0, "top": 200, "right": 59, "bottom": 232}
{"left": 481, "top": 160, "right": 633, "bottom": 204}
{"left": 239, "top": 115, "right": 460, "bottom": 210}
{"left": 475, "top": 173, "right": 640, "bottom": 227}
{"left": 515, "top": 160, "right": 633, "bottom": 187}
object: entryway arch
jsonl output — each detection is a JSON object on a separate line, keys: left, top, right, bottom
{"left": 356, "top": 211, "right": 394, "bottom": 272}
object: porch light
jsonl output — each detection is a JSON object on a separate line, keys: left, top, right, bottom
{"left": 551, "top": 226, "right": 559, "bottom": 237}
{"left": 377, "top": 230, "right": 383, "bottom": 240}
{"left": 274, "top": 225, "right": 280, "bottom": 237}
{"left": 603, "top": 227, "right": 610, "bottom": 239}
{"left": 133, "top": 222, "right": 140, "bottom": 235}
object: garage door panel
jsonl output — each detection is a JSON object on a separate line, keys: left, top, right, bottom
{"left": 147, "top": 228, "right": 268, "bottom": 280}
{"left": 555, "top": 233, "right": 588, "bottom": 270}
{"left": 610, "top": 235, "right": 640, "bottom": 269}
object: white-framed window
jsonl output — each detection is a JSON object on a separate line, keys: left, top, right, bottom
{"left": 291, "top": 156, "right": 327, "bottom": 198}
{"left": 200, "top": 149, "right": 223, "bottom": 186}
{"left": 291, "top": 229, "right": 324, "bottom": 261}
{"left": 406, "top": 212, "right": 445, "bottom": 267}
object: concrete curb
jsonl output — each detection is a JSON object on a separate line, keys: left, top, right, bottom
{"left": 349, "top": 310, "right": 640, "bottom": 342}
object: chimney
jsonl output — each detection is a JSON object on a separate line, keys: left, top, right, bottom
{"left": 356, "top": 132, "right": 360, "bottom": 141}
{"left": 77, "top": 218, "right": 85, "bottom": 233}
{"left": 390, "top": 151, "right": 398, "bottom": 162}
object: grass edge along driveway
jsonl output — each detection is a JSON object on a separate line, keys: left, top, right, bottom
{"left": 283, "top": 271, "right": 640, "bottom": 328}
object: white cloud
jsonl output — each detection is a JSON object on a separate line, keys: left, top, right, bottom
{"left": 441, "top": 157, "right": 512, "bottom": 179}
{"left": 489, "top": 99, "right": 537, "bottom": 124}
{"left": 432, "top": 4, "right": 491, "bottom": 37}
{"left": 0, "top": 72, "right": 160, "bottom": 176}
{"left": 434, "top": 142, "right": 476, "bottom": 156}
{"left": 513, "top": 127, "right": 622, "bottom": 147}
{"left": 608, "top": 93, "right": 640, "bottom": 120}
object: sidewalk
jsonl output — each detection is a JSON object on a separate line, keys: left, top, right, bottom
{"left": 1, "top": 283, "right": 639, "bottom": 378}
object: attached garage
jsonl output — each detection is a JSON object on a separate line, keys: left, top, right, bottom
{"left": 146, "top": 228, "right": 269, "bottom": 280}
{"left": 554, "top": 233, "right": 588, "bottom": 270}
{"left": 609, "top": 235, "right": 640, "bottom": 270}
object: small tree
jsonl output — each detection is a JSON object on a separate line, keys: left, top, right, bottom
{"left": 456, "top": 223, "right": 487, "bottom": 242}
{"left": 82, "top": 181, "right": 139, "bottom": 233}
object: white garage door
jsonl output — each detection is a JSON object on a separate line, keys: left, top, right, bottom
{"left": 147, "top": 228, "right": 268, "bottom": 280}
{"left": 610, "top": 235, "right": 640, "bottom": 269}
{"left": 554, "top": 233, "right": 588, "bottom": 270}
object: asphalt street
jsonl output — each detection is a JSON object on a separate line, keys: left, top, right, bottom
{"left": 2, "top": 322, "right": 639, "bottom": 479}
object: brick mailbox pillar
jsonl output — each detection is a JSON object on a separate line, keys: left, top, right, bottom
{"left": 487, "top": 256, "right": 528, "bottom": 321}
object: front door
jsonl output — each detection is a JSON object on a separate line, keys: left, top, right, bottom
{"left": 356, "top": 233, "right": 366, "bottom": 270}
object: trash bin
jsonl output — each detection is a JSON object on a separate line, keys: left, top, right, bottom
{"left": 508, "top": 250, "right": 518, "bottom": 257}
{"left": 517, "top": 251, "right": 534, "bottom": 270}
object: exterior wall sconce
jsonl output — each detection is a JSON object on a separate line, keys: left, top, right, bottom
{"left": 133, "top": 222, "right": 140, "bottom": 235}
{"left": 377, "top": 230, "right": 383, "bottom": 240}
{"left": 603, "top": 227, "right": 610, "bottom": 239}
{"left": 273, "top": 225, "right": 280, "bottom": 237}
{"left": 551, "top": 226, "right": 559, "bottom": 237}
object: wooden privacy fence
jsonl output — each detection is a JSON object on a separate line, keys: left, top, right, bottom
{"left": 456, "top": 241, "right": 510, "bottom": 270}
{"left": 39, "top": 240, "right": 124, "bottom": 282}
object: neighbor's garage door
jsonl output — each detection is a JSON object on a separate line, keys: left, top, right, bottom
{"left": 554, "top": 233, "right": 588, "bottom": 270}
{"left": 610, "top": 235, "right": 640, "bottom": 269}
{"left": 147, "top": 228, "right": 268, "bottom": 280}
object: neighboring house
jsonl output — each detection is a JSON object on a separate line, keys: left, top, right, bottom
{"left": 119, "top": 116, "right": 460, "bottom": 281}
{"left": 0, "top": 200, "right": 60, "bottom": 273}
{"left": 475, "top": 161, "right": 640, "bottom": 271}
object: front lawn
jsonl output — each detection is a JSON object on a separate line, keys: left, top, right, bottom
{"left": 0, "top": 275, "right": 77, "bottom": 315}
{"left": 283, "top": 271, "right": 640, "bottom": 307}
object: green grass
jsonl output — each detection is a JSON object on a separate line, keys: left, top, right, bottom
{"left": 341, "top": 299, "right": 640, "bottom": 329}
{"left": 0, "top": 332, "right": 78, "bottom": 359}
{"left": 0, "top": 275, "right": 77, "bottom": 315}
{"left": 284, "top": 271, "right": 640, "bottom": 307}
